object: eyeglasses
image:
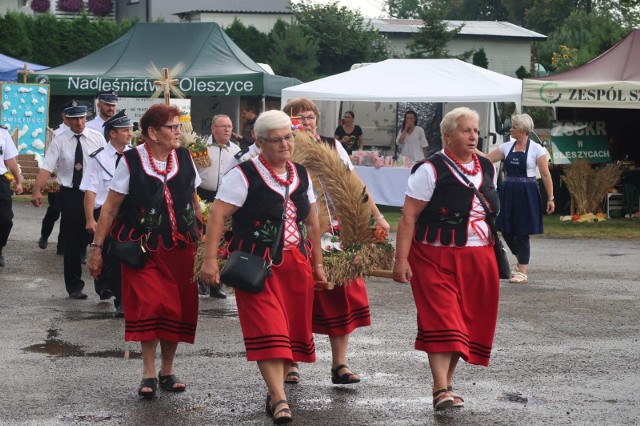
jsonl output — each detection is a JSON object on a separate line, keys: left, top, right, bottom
{"left": 299, "top": 114, "right": 316, "bottom": 122}
{"left": 259, "top": 133, "right": 294, "bottom": 144}
{"left": 160, "top": 124, "right": 182, "bottom": 132}
{"left": 214, "top": 124, "right": 233, "bottom": 129}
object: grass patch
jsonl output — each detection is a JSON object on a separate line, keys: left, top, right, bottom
{"left": 378, "top": 205, "right": 640, "bottom": 239}
{"left": 541, "top": 215, "right": 640, "bottom": 239}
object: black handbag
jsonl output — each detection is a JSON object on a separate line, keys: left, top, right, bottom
{"left": 108, "top": 237, "right": 149, "bottom": 269}
{"left": 440, "top": 153, "right": 511, "bottom": 279}
{"left": 219, "top": 177, "right": 289, "bottom": 293}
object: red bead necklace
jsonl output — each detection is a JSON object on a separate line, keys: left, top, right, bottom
{"left": 144, "top": 142, "right": 174, "bottom": 176}
{"left": 259, "top": 155, "right": 295, "bottom": 185}
{"left": 444, "top": 148, "right": 481, "bottom": 176}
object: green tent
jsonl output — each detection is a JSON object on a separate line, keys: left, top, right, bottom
{"left": 31, "top": 22, "right": 300, "bottom": 98}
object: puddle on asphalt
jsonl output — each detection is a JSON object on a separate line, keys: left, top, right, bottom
{"left": 23, "top": 328, "right": 141, "bottom": 359}
{"left": 605, "top": 254, "right": 626, "bottom": 257}
{"left": 199, "top": 307, "right": 239, "bottom": 319}
{"left": 498, "top": 391, "right": 545, "bottom": 405}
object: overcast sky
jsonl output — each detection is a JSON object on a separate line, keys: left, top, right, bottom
{"left": 305, "top": 0, "right": 387, "bottom": 18}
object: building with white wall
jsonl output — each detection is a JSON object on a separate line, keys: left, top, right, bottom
{"left": 371, "top": 19, "right": 546, "bottom": 77}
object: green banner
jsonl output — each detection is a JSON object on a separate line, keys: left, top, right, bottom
{"left": 31, "top": 74, "right": 264, "bottom": 97}
{"left": 550, "top": 121, "right": 610, "bottom": 164}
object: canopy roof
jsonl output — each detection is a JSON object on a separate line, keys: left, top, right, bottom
{"left": 31, "top": 23, "right": 299, "bottom": 98}
{"left": 522, "top": 28, "right": 640, "bottom": 108}
{"left": 281, "top": 59, "right": 522, "bottom": 108}
{"left": 0, "top": 53, "right": 48, "bottom": 82}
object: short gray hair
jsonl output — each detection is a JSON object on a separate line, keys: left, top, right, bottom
{"left": 253, "top": 110, "right": 291, "bottom": 138}
{"left": 440, "top": 107, "right": 479, "bottom": 144}
{"left": 510, "top": 113, "right": 534, "bottom": 133}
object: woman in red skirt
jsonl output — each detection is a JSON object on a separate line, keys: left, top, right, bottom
{"left": 394, "top": 107, "right": 500, "bottom": 410}
{"left": 200, "top": 110, "right": 326, "bottom": 424}
{"left": 282, "top": 98, "right": 391, "bottom": 386}
{"left": 88, "top": 104, "right": 203, "bottom": 399}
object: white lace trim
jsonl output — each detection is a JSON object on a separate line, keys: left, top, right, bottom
{"left": 138, "top": 145, "right": 179, "bottom": 180}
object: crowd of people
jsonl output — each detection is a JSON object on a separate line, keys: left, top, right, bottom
{"left": 1, "top": 93, "right": 555, "bottom": 423}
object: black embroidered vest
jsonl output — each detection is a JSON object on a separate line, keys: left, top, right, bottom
{"left": 111, "top": 146, "right": 202, "bottom": 250}
{"left": 227, "top": 160, "right": 311, "bottom": 264}
{"left": 413, "top": 154, "right": 498, "bottom": 246}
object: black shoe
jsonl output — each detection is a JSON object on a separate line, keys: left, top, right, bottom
{"left": 69, "top": 291, "right": 88, "bottom": 299}
{"left": 209, "top": 284, "right": 227, "bottom": 299}
{"left": 38, "top": 237, "right": 48, "bottom": 250}
{"left": 99, "top": 290, "right": 113, "bottom": 300}
{"left": 80, "top": 252, "right": 87, "bottom": 264}
{"left": 0, "top": 255, "right": 4, "bottom": 267}
{"left": 197, "top": 279, "right": 210, "bottom": 295}
{"left": 114, "top": 305, "right": 124, "bottom": 318}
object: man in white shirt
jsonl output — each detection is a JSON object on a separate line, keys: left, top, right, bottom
{"left": 86, "top": 91, "right": 118, "bottom": 133}
{"left": 0, "top": 127, "right": 23, "bottom": 267}
{"left": 32, "top": 101, "right": 106, "bottom": 299}
{"left": 196, "top": 114, "right": 240, "bottom": 298}
{"left": 81, "top": 110, "right": 132, "bottom": 316}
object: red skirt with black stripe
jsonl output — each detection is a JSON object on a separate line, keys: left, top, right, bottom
{"left": 408, "top": 243, "right": 499, "bottom": 366}
{"left": 122, "top": 244, "right": 198, "bottom": 344}
{"left": 235, "top": 248, "right": 316, "bottom": 363}
{"left": 312, "top": 277, "right": 372, "bottom": 337}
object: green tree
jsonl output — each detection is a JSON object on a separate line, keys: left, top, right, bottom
{"left": 472, "top": 47, "right": 489, "bottom": 68}
{"left": 407, "top": 2, "right": 462, "bottom": 58}
{"left": 291, "top": 0, "right": 389, "bottom": 76}
{"left": 443, "top": 0, "right": 508, "bottom": 20}
{"left": 224, "top": 18, "right": 271, "bottom": 63}
{"left": 268, "top": 22, "right": 319, "bottom": 82}
{"left": 0, "top": 11, "right": 32, "bottom": 59}
{"left": 384, "top": 0, "right": 422, "bottom": 18}
{"left": 536, "top": 10, "right": 625, "bottom": 70}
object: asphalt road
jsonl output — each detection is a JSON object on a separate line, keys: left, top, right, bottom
{"left": 0, "top": 200, "right": 639, "bottom": 425}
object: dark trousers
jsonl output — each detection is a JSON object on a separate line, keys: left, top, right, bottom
{"left": 0, "top": 177, "right": 13, "bottom": 250}
{"left": 40, "top": 192, "right": 64, "bottom": 250}
{"left": 502, "top": 233, "right": 531, "bottom": 265}
{"left": 59, "top": 187, "right": 90, "bottom": 294}
{"left": 92, "top": 208, "right": 122, "bottom": 307}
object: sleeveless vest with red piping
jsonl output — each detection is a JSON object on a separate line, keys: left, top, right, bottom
{"left": 110, "top": 146, "right": 202, "bottom": 250}
{"left": 413, "top": 154, "right": 498, "bottom": 246}
{"left": 226, "top": 160, "right": 311, "bottom": 264}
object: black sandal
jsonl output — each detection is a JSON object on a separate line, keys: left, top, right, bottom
{"left": 285, "top": 363, "right": 300, "bottom": 384}
{"left": 265, "top": 395, "right": 292, "bottom": 425}
{"left": 138, "top": 377, "right": 157, "bottom": 399}
{"left": 158, "top": 374, "right": 186, "bottom": 392}
{"left": 331, "top": 364, "right": 361, "bottom": 385}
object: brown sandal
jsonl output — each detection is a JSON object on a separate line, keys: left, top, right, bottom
{"left": 433, "top": 388, "right": 454, "bottom": 410}
{"left": 285, "top": 363, "right": 300, "bottom": 384}
{"left": 331, "top": 364, "right": 360, "bottom": 385}
{"left": 447, "top": 386, "right": 465, "bottom": 408}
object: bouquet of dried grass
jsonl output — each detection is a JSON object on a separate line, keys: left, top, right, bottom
{"left": 292, "top": 131, "right": 394, "bottom": 284}
{"left": 561, "top": 159, "right": 623, "bottom": 214}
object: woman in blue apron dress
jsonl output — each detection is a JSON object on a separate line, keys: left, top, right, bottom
{"left": 479, "top": 113, "right": 555, "bottom": 283}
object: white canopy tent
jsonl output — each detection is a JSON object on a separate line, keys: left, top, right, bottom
{"left": 281, "top": 58, "right": 522, "bottom": 140}
{"left": 282, "top": 58, "right": 522, "bottom": 105}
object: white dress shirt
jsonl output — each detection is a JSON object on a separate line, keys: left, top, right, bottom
{"left": 0, "top": 128, "right": 18, "bottom": 174}
{"left": 41, "top": 127, "right": 106, "bottom": 188}
{"left": 86, "top": 116, "right": 106, "bottom": 133}
{"left": 80, "top": 142, "right": 130, "bottom": 208}
{"left": 54, "top": 123, "right": 69, "bottom": 136}
{"left": 197, "top": 136, "right": 241, "bottom": 192}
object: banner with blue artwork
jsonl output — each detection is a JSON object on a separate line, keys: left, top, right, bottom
{"left": 0, "top": 82, "right": 50, "bottom": 159}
